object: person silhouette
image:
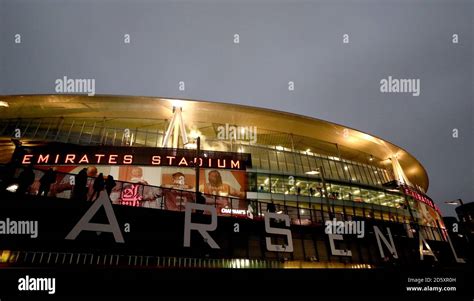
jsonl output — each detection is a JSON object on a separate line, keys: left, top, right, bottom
{"left": 267, "top": 202, "right": 276, "bottom": 213}
{"left": 73, "top": 168, "right": 88, "bottom": 201}
{"left": 16, "top": 165, "right": 35, "bottom": 195}
{"left": 89, "top": 173, "right": 105, "bottom": 201}
{"left": 38, "top": 168, "right": 57, "bottom": 197}
{"left": 105, "top": 175, "right": 117, "bottom": 196}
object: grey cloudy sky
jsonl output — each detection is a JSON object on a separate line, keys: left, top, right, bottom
{"left": 0, "top": 0, "right": 472, "bottom": 217}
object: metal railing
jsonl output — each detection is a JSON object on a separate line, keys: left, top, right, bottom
{"left": 2, "top": 165, "right": 446, "bottom": 242}
{"left": 1, "top": 250, "right": 282, "bottom": 269}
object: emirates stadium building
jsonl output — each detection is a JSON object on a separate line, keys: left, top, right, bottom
{"left": 0, "top": 95, "right": 467, "bottom": 269}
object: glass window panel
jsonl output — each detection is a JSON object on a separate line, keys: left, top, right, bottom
{"left": 359, "top": 164, "right": 369, "bottom": 184}
{"left": 343, "top": 202, "right": 354, "bottom": 217}
{"left": 394, "top": 195, "right": 405, "bottom": 209}
{"left": 426, "top": 227, "right": 435, "bottom": 240}
{"left": 322, "top": 212, "right": 331, "bottom": 222}
{"left": 249, "top": 146, "right": 264, "bottom": 170}
{"left": 407, "top": 197, "right": 417, "bottom": 216}
{"left": 252, "top": 151, "right": 261, "bottom": 170}
{"left": 335, "top": 184, "right": 345, "bottom": 200}
{"left": 376, "top": 191, "right": 387, "bottom": 205}
{"left": 306, "top": 155, "right": 316, "bottom": 171}
{"left": 259, "top": 148, "right": 270, "bottom": 170}
{"left": 365, "top": 166, "right": 376, "bottom": 186}
{"left": 248, "top": 172, "right": 257, "bottom": 192}
{"left": 360, "top": 189, "right": 371, "bottom": 203}
{"left": 351, "top": 163, "right": 363, "bottom": 184}
{"left": 377, "top": 169, "right": 385, "bottom": 183}
{"left": 351, "top": 187, "right": 364, "bottom": 203}
{"left": 149, "top": 132, "right": 161, "bottom": 147}
{"left": 386, "top": 194, "right": 399, "bottom": 208}
{"left": 341, "top": 162, "right": 351, "bottom": 180}
{"left": 378, "top": 169, "right": 387, "bottom": 184}
{"left": 379, "top": 193, "right": 389, "bottom": 207}
{"left": 345, "top": 163, "right": 354, "bottom": 181}
{"left": 257, "top": 174, "right": 271, "bottom": 193}
{"left": 295, "top": 177, "right": 310, "bottom": 196}
{"left": 334, "top": 205, "right": 345, "bottom": 217}
{"left": 328, "top": 160, "right": 341, "bottom": 180}
{"left": 334, "top": 211, "right": 344, "bottom": 221}
{"left": 321, "top": 159, "right": 333, "bottom": 179}
{"left": 370, "top": 167, "right": 380, "bottom": 185}
{"left": 358, "top": 164, "right": 370, "bottom": 185}
{"left": 287, "top": 175, "right": 297, "bottom": 195}
{"left": 333, "top": 161, "right": 346, "bottom": 182}
{"left": 352, "top": 163, "right": 364, "bottom": 184}
{"left": 314, "top": 210, "right": 324, "bottom": 223}
{"left": 307, "top": 179, "right": 321, "bottom": 197}
{"left": 313, "top": 156, "right": 324, "bottom": 172}
{"left": 134, "top": 129, "right": 147, "bottom": 146}
{"left": 366, "top": 190, "right": 379, "bottom": 205}
{"left": 365, "top": 204, "right": 374, "bottom": 219}
{"left": 372, "top": 168, "right": 382, "bottom": 184}
{"left": 276, "top": 151, "right": 287, "bottom": 172}
{"left": 285, "top": 152, "right": 298, "bottom": 174}
{"left": 366, "top": 165, "right": 376, "bottom": 186}
{"left": 340, "top": 185, "right": 352, "bottom": 201}
{"left": 390, "top": 209, "right": 400, "bottom": 222}
{"left": 247, "top": 146, "right": 259, "bottom": 169}
{"left": 326, "top": 183, "right": 337, "bottom": 200}
{"left": 268, "top": 150, "right": 279, "bottom": 171}
{"left": 287, "top": 207, "right": 298, "bottom": 223}
{"left": 432, "top": 228, "right": 441, "bottom": 241}
{"left": 354, "top": 207, "right": 364, "bottom": 217}
{"left": 359, "top": 165, "right": 370, "bottom": 185}
{"left": 301, "top": 154, "right": 311, "bottom": 173}
{"left": 373, "top": 209, "right": 383, "bottom": 220}
{"left": 271, "top": 174, "right": 285, "bottom": 194}
{"left": 297, "top": 153, "right": 306, "bottom": 174}
{"left": 349, "top": 164, "right": 357, "bottom": 182}
{"left": 382, "top": 170, "right": 390, "bottom": 183}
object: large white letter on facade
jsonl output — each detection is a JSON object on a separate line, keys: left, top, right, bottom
{"left": 374, "top": 226, "right": 398, "bottom": 259}
{"left": 328, "top": 234, "right": 352, "bottom": 256}
{"left": 65, "top": 192, "right": 124, "bottom": 243}
{"left": 446, "top": 232, "right": 466, "bottom": 263}
{"left": 265, "top": 213, "right": 293, "bottom": 252}
{"left": 184, "top": 202, "right": 220, "bottom": 249}
{"left": 419, "top": 233, "right": 437, "bottom": 261}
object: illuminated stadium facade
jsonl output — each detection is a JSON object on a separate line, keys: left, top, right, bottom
{"left": 0, "top": 95, "right": 467, "bottom": 269}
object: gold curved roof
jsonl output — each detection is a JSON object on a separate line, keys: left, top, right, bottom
{"left": 0, "top": 94, "right": 429, "bottom": 191}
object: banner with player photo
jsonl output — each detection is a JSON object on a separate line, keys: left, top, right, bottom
{"left": 161, "top": 167, "right": 248, "bottom": 217}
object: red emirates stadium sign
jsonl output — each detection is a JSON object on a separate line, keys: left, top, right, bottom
{"left": 14, "top": 143, "right": 251, "bottom": 170}
{"left": 402, "top": 185, "right": 441, "bottom": 214}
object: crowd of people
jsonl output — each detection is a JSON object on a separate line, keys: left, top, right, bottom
{"left": 11, "top": 165, "right": 117, "bottom": 202}
{"left": 4, "top": 165, "right": 246, "bottom": 213}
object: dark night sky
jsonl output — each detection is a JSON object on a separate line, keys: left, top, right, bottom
{"left": 1, "top": 0, "right": 472, "bottom": 217}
